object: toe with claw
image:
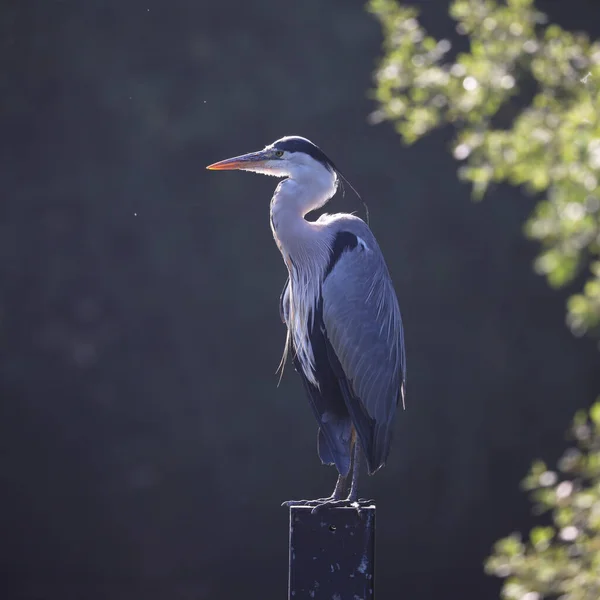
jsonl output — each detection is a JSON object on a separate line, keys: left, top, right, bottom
{"left": 281, "top": 497, "right": 335, "bottom": 508}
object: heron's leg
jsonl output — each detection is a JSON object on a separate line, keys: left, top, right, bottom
{"left": 310, "top": 442, "right": 360, "bottom": 511}
{"left": 282, "top": 433, "right": 370, "bottom": 510}
{"left": 331, "top": 473, "right": 348, "bottom": 500}
{"left": 307, "top": 440, "right": 357, "bottom": 514}
{"left": 309, "top": 440, "right": 374, "bottom": 513}
{"left": 347, "top": 438, "right": 361, "bottom": 502}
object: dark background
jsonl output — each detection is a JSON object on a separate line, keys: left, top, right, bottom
{"left": 1, "top": 1, "right": 599, "bottom": 598}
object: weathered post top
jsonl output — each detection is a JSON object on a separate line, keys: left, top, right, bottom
{"left": 288, "top": 505, "right": 376, "bottom": 599}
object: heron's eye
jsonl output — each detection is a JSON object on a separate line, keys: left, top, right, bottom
{"left": 274, "top": 150, "right": 284, "bottom": 158}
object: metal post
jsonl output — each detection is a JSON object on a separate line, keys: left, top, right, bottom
{"left": 288, "top": 505, "right": 376, "bottom": 599}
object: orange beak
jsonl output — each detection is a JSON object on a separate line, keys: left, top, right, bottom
{"left": 206, "top": 150, "right": 271, "bottom": 171}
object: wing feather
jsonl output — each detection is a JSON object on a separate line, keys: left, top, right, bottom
{"left": 321, "top": 236, "right": 405, "bottom": 474}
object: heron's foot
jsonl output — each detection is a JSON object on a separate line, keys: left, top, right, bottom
{"left": 309, "top": 497, "right": 375, "bottom": 514}
{"left": 356, "top": 497, "right": 375, "bottom": 504}
{"left": 281, "top": 496, "right": 338, "bottom": 508}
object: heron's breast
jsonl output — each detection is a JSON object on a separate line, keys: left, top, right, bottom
{"left": 287, "top": 267, "right": 322, "bottom": 387}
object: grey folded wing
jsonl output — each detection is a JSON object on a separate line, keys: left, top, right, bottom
{"left": 321, "top": 236, "right": 405, "bottom": 474}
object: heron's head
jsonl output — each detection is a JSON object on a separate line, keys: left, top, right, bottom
{"left": 207, "top": 136, "right": 337, "bottom": 182}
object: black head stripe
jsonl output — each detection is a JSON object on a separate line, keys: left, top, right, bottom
{"left": 272, "top": 136, "right": 337, "bottom": 173}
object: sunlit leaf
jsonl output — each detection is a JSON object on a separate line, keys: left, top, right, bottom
{"left": 369, "top": 0, "right": 600, "bottom": 336}
{"left": 369, "top": 1, "right": 600, "bottom": 597}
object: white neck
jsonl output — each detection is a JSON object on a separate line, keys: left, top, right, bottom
{"left": 269, "top": 165, "right": 337, "bottom": 264}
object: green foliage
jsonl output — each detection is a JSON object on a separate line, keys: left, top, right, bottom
{"left": 369, "top": 2, "right": 600, "bottom": 595}
{"left": 484, "top": 402, "right": 600, "bottom": 599}
{"left": 369, "top": 0, "right": 600, "bottom": 337}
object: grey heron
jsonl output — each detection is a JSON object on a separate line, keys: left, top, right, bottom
{"left": 207, "top": 136, "right": 406, "bottom": 509}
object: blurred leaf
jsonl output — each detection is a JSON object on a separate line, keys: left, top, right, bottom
{"left": 370, "top": 0, "right": 600, "bottom": 338}
{"left": 370, "top": 1, "right": 600, "bottom": 597}
{"left": 485, "top": 403, "right": 600, "bottom": 599}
